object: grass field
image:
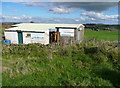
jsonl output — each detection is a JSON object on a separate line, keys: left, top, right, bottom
{"left": 85, "top": 30, "right": 118, "bottom": 41}
{"left": 2, "top": 41, "right": 120, "bottom": 87}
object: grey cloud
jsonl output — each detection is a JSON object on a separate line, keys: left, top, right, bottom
{"left": 52, "top": 2, "right": 117, "bottom": 12}
{"left": 16, "top": 2, "right": 118, "bottom": 14}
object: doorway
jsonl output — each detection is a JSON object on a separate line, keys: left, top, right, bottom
{"left": 18, "top": 32, "right": 23, "bottom": 44}
{"left": 49, "top": 32, "right": 60, "bottom": 43}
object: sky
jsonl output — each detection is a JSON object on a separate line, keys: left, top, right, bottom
{"left": 1, "top": 2, "right": 119, "bottom": 24}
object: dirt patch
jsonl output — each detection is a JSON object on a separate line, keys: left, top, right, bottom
{"left": 0, "top": 66, "right": 10, "bottom": 72}
{"left": 0, "top": 24, "right": 12, "bottom": 29}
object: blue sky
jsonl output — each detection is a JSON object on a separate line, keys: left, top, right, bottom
{"left": 2, "top": 2, "right": 85, "bottom": 18}
{"left": 1, "top": 2, "right": 118, "bottom": 24}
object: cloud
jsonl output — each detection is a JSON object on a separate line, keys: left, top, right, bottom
{"left": 1, "top": 14, "right": 80, "bottom": 23}
{"left": 1, "top": 14, "right": 32, "bottom": 22}
{"left": 49, "top": 7, "right": 74, "bottom": 14}
{"left": 0, "top": 14, "right": 118, "bottom": 24}
{"left": 81, "top": 11, "right": 118, "bottom": 20}
{"left": 51, "top": 2, "right": 117, "bottom": 12}
{"left": 17, "top": 2, "right": 73, "bottom": 14}
{"left": 16, "top": 2, "right": 118, "bottom": 14}
{"left": 80, "top": 11, "right": 118, "bottom": 24}
{"left": 19, "top": 2, "right": 47, "bottom": 7}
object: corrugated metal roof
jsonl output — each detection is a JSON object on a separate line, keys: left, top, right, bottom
{"left": 5, "top": 23, "right": 84, "bottom": 32}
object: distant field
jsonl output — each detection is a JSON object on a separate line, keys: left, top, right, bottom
{"left": 85, "top": 30, "right": 118, "bottom": 41}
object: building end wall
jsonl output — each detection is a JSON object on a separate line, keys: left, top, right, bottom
{"left": 4, "top": 32, "right": 18, "bottom": 44}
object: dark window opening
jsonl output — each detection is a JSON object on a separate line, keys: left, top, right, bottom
{"left": 26, "top": 34, "right": 31, "bottom": 37}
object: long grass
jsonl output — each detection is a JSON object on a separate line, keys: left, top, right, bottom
{"left": 2, "top": 40, "right": 120, "bottom": 87}
{"left": 0, "top": 29, "right": 5, "bottom": 35}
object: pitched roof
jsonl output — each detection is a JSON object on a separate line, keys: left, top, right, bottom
{"left": 5, "top": 23, "right": 84, "bottom": 32}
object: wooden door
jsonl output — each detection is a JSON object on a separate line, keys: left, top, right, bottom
{"left": 49, "top": 32, "right": 60, "bottom": 43}
{"left": 18, "top": 32, "right": 23, "bottom": 44}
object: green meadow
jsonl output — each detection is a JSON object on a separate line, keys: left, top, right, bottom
{"left": 85, "top": 30, "right": 118, "bottom": 41}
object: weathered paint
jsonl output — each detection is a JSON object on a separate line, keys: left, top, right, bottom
{"left": 4, "top": 32, "right": 18, "bottom": 44}
{"left": 22, "top": 31, "right": 49, "bottom": 45}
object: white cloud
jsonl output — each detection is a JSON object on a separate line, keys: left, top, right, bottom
{"left": 49, "top": 7, "right": 74, "bottom": 14}
{"left": 0, "top": 14, "right": 84, "bottom": 23}
{"left": 19, "top": 2, "right": 46, "bottom": 7}
{"left": 1, "top": 14, "right": 32, "bottom": 22}
{"left": 81, "top": 11, "right": 118, "bottom": 20}
{"left": 0, "top": 14, "right": 118, "bottom": 24}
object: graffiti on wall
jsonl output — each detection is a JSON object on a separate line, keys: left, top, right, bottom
{"left": 31, "top": 33, "right": 44, "bottom": 41}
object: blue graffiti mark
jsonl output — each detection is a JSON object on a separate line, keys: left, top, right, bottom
{"left": 31, "top": 37, "right": 44, "bottom": 40}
